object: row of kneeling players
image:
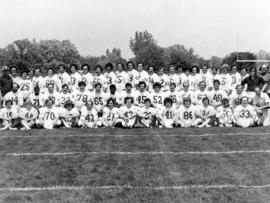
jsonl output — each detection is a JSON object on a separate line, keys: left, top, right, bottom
{"left": 0, "top": 94, "right": 267, "bottom": 130}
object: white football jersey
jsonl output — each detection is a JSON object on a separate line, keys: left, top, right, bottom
{"left": 0, "top": 107, "right": 18, "bottom": 121}
{"left": 219, "top": 74, "right": 233, "bottom": 92}
{"left": 17, "top": 78, "right": 33, "bottom": 97}
{"left": 118, "top": 105, "right": 138, "bottom": 119}
{"left": 3, "top": 91, "right": 24, "bottom": 107}
{"left": 150, "top": 91, "right": 169, "bottom": 109}
{"left": 200, "top": 72, "right": 213, "bottom": 89}
{"left": 147, "top": 73, "right": 160, "bottom": 92}
{"left": 197, "top": 105, "right": 216, "bottom": 119}
{"left": 90, "top": 91, "right": 109, "bottom": 112}
{"left": 39, "top": 107, "right": 60, "bottom": 122}
{"left": 70, "top": 72, "right": 82, "bottom": 91}
{"left": 158, "top": 74, "right": 170, "bottom": 91}
{"left": 58, "top": 72, "right": 71, "bottom": 87}
{"left": 134, "top": 90, "right": 149, "bottom": 107}
{"left": 192, "top": 90, "right": 210, "bottom": 106}
{"left": 42, "top": 75, "right": 62, "bottom": 92}
{"left": 234, "top": 105, "right": 257, "bottom": 126}
{"left": 81, "top": 72, "right": 94, "bottom": 89}
{"left": 29, "top": 93, "right": 42, "bottom": 107}
{"left": 230, "top": 91, "right": 249, "bottom": 107}
{"left": 127, "top": 69, "right": 139, "bottom": 86}
{"left": 19, "top": 107, "right": 38, "bottom": 121}
{"left": 57, "top": 92, "right": 74, "bottom": 107}
{"left": 40, "top": 91, "right": 60, "bottom": 106}
{"left": 115, "top": 71, "right": 129, "bottom": 92}
{"left": 209, "top": 89, "right": 228, "bottom": 107}
{"left": 176, "top": 105, "right": 198, "bottom": 124}
{"left": 80, "top": 106, "right": 98, "bottom": 123}
{"left": 72, "top": 90, "right": 92, "bottom": 109}
{"left": 59, "top": 107, "right": 80, "bottom": 122}
{"left": 102, "top": 107, "right": 119, "bottom": 122}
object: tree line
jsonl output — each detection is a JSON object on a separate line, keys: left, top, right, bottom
{"left": 0, "top": 31, "right": 269, "bottom": 73}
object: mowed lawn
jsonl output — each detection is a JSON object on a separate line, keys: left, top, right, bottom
{"left": 0, "top": 128, "right": 270, "bottom": 202}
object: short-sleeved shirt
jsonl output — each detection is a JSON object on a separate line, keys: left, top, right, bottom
{"left": 241, "top": 75, "right": 265, "bottom": 92}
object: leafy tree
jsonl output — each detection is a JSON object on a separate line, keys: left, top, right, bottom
{"left": 163, "top": 44, "right": 203, "bottom": 70}
{"left": 223, "top": 52, "right": 256, "bottom": 71}
{"left": 79, "top": 48, "right": 127, "bottom": 71}
{"left": 130, "top": 31, "right": 164, "bottom": 68}
{"left": 0, "top": 39, "right": 80, "bottom": 73}
{"left": 208, "top": 56, "right": 223, "bottom": 69}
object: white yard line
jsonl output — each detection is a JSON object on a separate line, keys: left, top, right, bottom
{"left": 0, "top": 132, "right": 269, "bottom": 138}
{"left": 0, "top": 184, "right": 270, "bottom": 192}
{"left": 5, "top": 150, "right": 270, "bottom": 156}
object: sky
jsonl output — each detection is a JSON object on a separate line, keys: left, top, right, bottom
{"left": 0, "top": 0, "right": 270, "bottom": 59}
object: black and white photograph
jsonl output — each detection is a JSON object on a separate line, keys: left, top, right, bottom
{"left": 0, "top": 0, "right": 270, "bottom": 202}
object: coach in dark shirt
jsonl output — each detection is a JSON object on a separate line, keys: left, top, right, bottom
{"left": 0, "top": 66, "right": 13, "bottom": 97}
{"left": 242, "top": 67, "right": 265, "bottom": 92}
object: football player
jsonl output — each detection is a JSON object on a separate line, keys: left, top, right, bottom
{"left": 0, "top": 100, "right": 19, "bottom": 130}
{"left": 19, "top": 99, "right": 38, "bottom": 130}
{"left": 38, "top": 99, "right": 61, "bottom": 129}
{"left": 118, "top": 97, "right": 138, "bottom": 128}
{"left": 234, "top": 96, "right": 258, "bottom": 128}
{"left": 81, "top": 64, "right": 94, "bottom": 90}
{"left": 196, "top": 97, "right": 216, "bottom": 127}
{"left": 157, "top": 97, "right": 176, "bottom": 128}
{"left": 137, "top": 98, "right": 157, "bottom": 128}
{"left": 209, "top": 79, "right": 228, "bottom": 109}
{"left": 216, "top": 98, "right": 235, "bottom": 127}
{"left": 79, "top": 100, "right": 98, "bottom": 128}
{"left": 59, "top": 100, "right": 80, "bottom": 128}
{"left": 175, "top": 97, "right": 201, "bottom": 128}
{"left": 73, "top": 81, "right": 91, "bottom": 110}
{"left": 102, "top": 98, "right": 119, "bottom": 128}
{"left": 69, "top": 64, "right": 82, "bottom": 91}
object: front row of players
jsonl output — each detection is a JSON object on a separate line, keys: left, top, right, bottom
{"left": 0, "top": 93, "right": 261, "bottom": 130}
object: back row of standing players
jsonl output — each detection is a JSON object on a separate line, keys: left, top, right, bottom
{"left": 1, "top": 62, "right": 269, "bottom": 129}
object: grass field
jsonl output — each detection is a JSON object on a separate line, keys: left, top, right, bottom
{"left": 0, "top": 127, "right": 270, "bottom": 202}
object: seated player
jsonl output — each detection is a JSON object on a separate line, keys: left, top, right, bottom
{"left": 196, "top": 97, "right": 216, "bottom": 127}
{"left": 157, "top": 97, "right": 176, "bottom": 128}
{"left": 0, "top": 100, "right": 19, "bottom": 130}
{"left": 137, "top": 98, "right": 157, "bottom": 128}
{"left": 234, "top": 96, "right": 258, "bottom": 128}
{"left": 102, "top": 98, "right": 119, "bottom": 128}
{"left": 79, "top": 100, "right": 98, "bottom": 128}
{"left": 38, "top": 99, "right": 61, "bottom": 129}
{"left": 59, "top": 100, "right": 80, "bottom": 128}
{"left": 175, "top": 97, "right": 201, "bottom": 128}
{"left": 117, "top": 97, "right": 138, "bottom": 128}
{"left": 216, "top": 98, "right": 235, "bottom": 127}
{"left": 19, "top": 99, "right": 39, "bottom": 130}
